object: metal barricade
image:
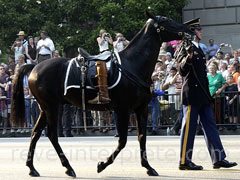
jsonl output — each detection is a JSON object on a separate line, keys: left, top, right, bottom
{"left": 0, "top": 91, "right": 240, "bottom": 136}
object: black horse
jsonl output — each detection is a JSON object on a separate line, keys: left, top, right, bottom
{"left": 11, "top": 12, "right": 193, "bottom": 177}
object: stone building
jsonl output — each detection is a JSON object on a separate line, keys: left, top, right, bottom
{"left": 183, "top": 0, "right": 240, "bottom": 51}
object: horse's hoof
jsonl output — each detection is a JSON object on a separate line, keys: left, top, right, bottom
{"left": 29, "top": 169, "right": 40, "bottom": 177}
{"left": 65, "top": 169, "right": 76, "bottom": 177}
{"left": 147, "top": 168, "right": 159, "bottom": 176}
{"left": 97, "top": 161, "right": 105, "bottom": 173}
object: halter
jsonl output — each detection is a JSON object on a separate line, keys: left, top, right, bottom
{"left": 151, "top": 17, "right": 185, "bottom": 40}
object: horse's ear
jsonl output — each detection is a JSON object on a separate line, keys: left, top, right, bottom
{"left": 145, "top": 10, "right": 156, "bottom": 20}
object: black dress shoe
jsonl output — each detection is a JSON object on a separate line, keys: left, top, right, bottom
{"left": 179, "top": 161, "right": 203, "bottom": 170}
{"left": 213, "top": 160, "right": 237, "bottom": 169}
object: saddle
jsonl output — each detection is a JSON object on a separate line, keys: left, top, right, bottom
{"left": 78, "top": 48, "right": 112, "bottom": 62}
{"left": 64, "top": 49, "right": 121, "bottom": 96}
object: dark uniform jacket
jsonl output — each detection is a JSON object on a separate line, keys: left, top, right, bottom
{"left": 179, "top": 42, "right": 212, "bottom": 106}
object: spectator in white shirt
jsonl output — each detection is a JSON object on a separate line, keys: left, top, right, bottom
{"left": 36, "top": 31, "right": 55, "bottom": 63}
{"left": 113, "top": 33, "right": 129, "bottom": 52}
{"left": 165, "top": 52, "right": 174, "bottom": 73}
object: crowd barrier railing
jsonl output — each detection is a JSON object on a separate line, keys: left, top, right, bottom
{"left": 0, "top": 91, "right": 239, "bottom": 135}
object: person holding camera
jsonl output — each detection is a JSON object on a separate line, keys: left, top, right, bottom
{"left": 113, "top": 33, "right": 129, "bottom": 52}
{"left": 88, "top": 29, "right": 113, "bottom": 104}
{"left": 11, "top": 38, "right": 25, "bottom": 64}
{"left": 97, "top": 29, "right": 113, "bottom": 53}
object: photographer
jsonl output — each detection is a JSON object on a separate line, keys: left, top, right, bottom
{"left": 97, "top": 29, "right": 113, "bottom": 53}
{"left": 11, "top": 38, "right": 24, "bottom": 64}
{"left": 113, "top": 33, "right": 129, "bottom": 52}
{"left": 88, "top": 29, "right": 112, "bottom": 104}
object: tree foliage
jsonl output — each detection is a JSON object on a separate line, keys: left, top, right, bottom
{"left": 0, "top": 0, "right": 189, "bottom": 55}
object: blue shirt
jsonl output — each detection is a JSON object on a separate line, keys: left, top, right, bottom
{"left": 207, "top": 44, "right": 219, "bottom": 57}
{"left": 199, "top": 43, "right": 208, "bottom": 55}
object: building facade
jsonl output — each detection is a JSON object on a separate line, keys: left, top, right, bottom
{"left": 183, "top": 0, "right": 240, "bottom": 50}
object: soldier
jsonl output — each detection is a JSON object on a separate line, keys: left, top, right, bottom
{"left": 178, "top": 18, "right": 237, "bottom": 170}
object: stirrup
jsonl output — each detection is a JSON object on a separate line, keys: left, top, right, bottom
{"left": 88, "top": 95, "right": 110, "bottom": 104}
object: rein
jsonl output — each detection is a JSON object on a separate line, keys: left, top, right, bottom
{"left": 191, "top": 62, "right": 213, "bottom": 103}
{"left": 112, "top": 19, "right": 189, "bottom": 90}
{"left": 114, "top": 59, "right": 151, "bottom": 89}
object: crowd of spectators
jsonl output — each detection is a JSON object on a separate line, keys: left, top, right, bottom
{"left": 0, "top": 30, "right": 131, "bottom": 137}
{"left": 0, "top": 30, "right": 240, "bottom": 137}
{"left": 0, "top": 30, "right": 56, "bottom": 135}
{"left": 151, "top": 39, "right": 240, "bottom": 135}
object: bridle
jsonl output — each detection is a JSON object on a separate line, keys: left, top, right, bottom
{"left": 151, "top": 16, "right": 192, "bottom": 41}
{"left": 153, "top": 20, "right": 165, "bottom": 33}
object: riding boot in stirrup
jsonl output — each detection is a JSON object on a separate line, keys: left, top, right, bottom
{"left": 88, "top": 61, "right": 111, "bottom": 104}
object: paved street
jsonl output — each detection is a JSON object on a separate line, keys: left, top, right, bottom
{"left": 0, "top": 135, "right": 239, "bottom": 179}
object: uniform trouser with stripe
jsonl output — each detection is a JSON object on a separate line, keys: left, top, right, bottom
{"left": 180, "top": 104, "right": 226, "bottom": 165}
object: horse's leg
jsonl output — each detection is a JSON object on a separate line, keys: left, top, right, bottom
{"left": 26, "top": 111, "right": 47, "bottom": 177}
{"left": 136, "top": 105, "right": 159, "bottom": 176}
{"left": 46, "top": 108, "right": 76, "bottom": 177}
{"left": 97, "top": 110, "right": 129, "bottom": 173}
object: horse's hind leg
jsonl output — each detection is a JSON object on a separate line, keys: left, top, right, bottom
{"left": 46, "top": 108, "right": 76, "bottom": 177}
{"left": 136, "top": 106, "right": 159, "bottom": 176}
{"left": 97, "top": 111, "right": 129, "bottom": 173}
{"left": 26, "top": 111, "right": 47, "bottom": 177}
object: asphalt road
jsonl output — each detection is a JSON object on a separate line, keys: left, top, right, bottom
{"left": 0, "top": 135, "right": 239, "bottom": 179}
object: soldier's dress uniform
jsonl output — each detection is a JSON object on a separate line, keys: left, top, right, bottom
{"left": 178, "top": 18, "right": 237, "bottom": 170}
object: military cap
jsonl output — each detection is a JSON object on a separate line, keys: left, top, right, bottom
{"left": 184, "top": 18, "right": 201, "bottom": 31}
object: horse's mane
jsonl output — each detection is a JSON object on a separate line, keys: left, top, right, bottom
{"left": 124, "top": 20, "right": 152, "bottom": 50}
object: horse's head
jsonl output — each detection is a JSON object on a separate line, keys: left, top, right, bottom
{"left": 146, "top": 11, "right": 194, "bottom": 42}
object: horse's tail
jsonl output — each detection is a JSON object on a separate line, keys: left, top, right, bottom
{"left": 10, "top": 64, "right": 35, "bottom": 127}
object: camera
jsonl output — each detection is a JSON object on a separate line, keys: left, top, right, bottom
{"left": 104, "top": 33, "right": 110, "bottom": 38}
